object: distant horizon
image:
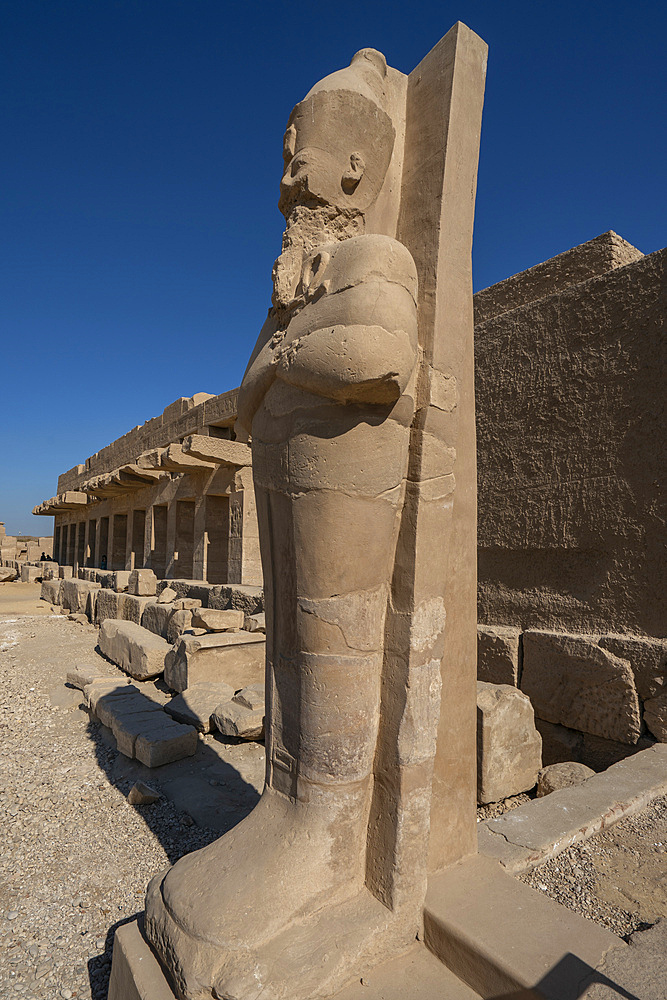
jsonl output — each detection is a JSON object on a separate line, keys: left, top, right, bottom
{"left": 1, "top": 0, "right": 665, "bottom": 534}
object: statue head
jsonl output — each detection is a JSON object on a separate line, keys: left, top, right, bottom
{"left": 278, "top": 49, "right": 396, "bottom": 218}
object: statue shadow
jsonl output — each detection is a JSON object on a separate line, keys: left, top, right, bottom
{"left": 488, "top": 952, "right": 643, "bottom": 1000}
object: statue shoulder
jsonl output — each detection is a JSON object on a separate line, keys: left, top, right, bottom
{"left": 305, "top": 234, "right": 417, "bottom": 303}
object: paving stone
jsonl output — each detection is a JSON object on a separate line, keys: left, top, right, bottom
{"left": 477, "top": 681, "right": 542, "bottom": 804}
{"left": 164, "top": 683, "right": 235, "bottom": 733}
{"left": 98, "top": 620, "right": 170, "bottom": 680}
{"left": 190, "top": 608, "right": 244, "bottom": 632}
{"left": 477, "top": 624, "right": 521, "bottom": 686}
{"left": 536, "top": 761, "right": 595, "bottom": 797}
{"left": 521, "top": 630, "right": 641, "bottom": 744}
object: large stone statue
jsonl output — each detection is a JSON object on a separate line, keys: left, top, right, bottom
{"left": 141, "top": 25, "right": 487, "bottom": 1000}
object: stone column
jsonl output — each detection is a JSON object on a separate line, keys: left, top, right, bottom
{"left": 227, "top": 468, "right": 260, "bottom": 585}
{"left": 125, "top": 509, "right": 134, "bottom": 570}
{"left": 83, "top": 520, "right": 90, "bottom": 570}
{"left": 143, "top": 506, "right": 153, "bottom": 572}
{"left": 192, "top": 492, "right": 207, "bottom": 581}
{"left": 165, "top": 500, "right": 177, "bottom": 579}
{"left": 93, "top": 518, "right": 101, "bottom": 568}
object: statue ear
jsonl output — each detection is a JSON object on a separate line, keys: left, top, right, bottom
{"left": 342, "top": 152, "right": 365, "bottom": 194}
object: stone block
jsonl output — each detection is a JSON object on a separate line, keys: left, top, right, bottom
{"left": 157, "top": 587, "right": 177, "bottom": 604}
{"left": 212, "top": 699, "right": 265, "bottom": 740}
{"left": 96, "top": 690, "right": 161, "bottom": 730}
{"left": 156, "top": 580, "right": 216, "bottom": 605}
{"left": 121, "top": 594, "right": 157, "bottom": 626}
{"left": 113, "top": 571, "right": 131, "bottom": 592}
{"left": 208, "top": 584, "right": 264, "bottom": 615}
{"left": 477, "top": 681, "right": 542, "bottom": 804}
{"left": 244, "top": 612, "right": 266, "bottom": 633}
{"left": 164, "top": 682, "right": 235, "bottom": 733}
{"left": 536, "top": 761, "right": 595, "bottom": 797}
{"left": 128, "top": 568, "right": 158, "bottom": 596}
{"left": 128, "top": 781, "right": 160, "bottom": 805}
{"left": 21, "top": 565, "right": 41, "bottom": 583}
{"left": 59, "top": 566, "right": 73, "bottom": 579}
{"left": 0, "top": 566, "right": 18, "bottom": 582}
{"left": 134, "top": 720, "right": 198, "bottom": 767}
{"left": 191, "top": 608, "right": 244, "bottom": 632}
{"left": 521, "top": 630, "right": 641, "bottom": 744}
{"left": 167, "top": 609, "right": 193, "bottom": 644}
{"left": 113, "top": 709, "right": 171, "bottom": 757}
{"left": 477, "top": 625, "right": 521, "bottom": 686}
{"left": 95, "top": 588, "right": 122, "bottom": 624}
{"left": 643, "top": 691, "right": 667, "bottom": 741}
{"left": 98, "top": 620, "right": 171, "bottom": 680}
{"left": 164, "top": 631, "right": 265, "bottom": 693}
{"left": 599, "top": 633, "right": 666, "bottom": 701}
{"left": 41, "top": 579, "right": 62, "bottom": 605}
{"left": 42, "top": 563, "right": 59, "bottom": 581}
{"left": 141, "top": 601, "right": 175, "bottom": 639}
{"left": 61, "top": 578, "right": 101, "bottom": 617}
{"left": 84, "top": 678, "right": 136, "bottom": 712}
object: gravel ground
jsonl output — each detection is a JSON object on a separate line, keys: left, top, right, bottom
{"left": 0, "top": 595, "right": 259, "bottom": 1000}
{"left": 519, "top": 794, "right": 667, "bottom": 940}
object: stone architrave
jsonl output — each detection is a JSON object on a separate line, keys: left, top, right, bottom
{"left": 137, "top": 25, "right": 486, "bottom": 1000}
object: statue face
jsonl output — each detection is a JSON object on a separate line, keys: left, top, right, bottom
{"left": 278, "top": 89, "right": 394, "bottom": 218}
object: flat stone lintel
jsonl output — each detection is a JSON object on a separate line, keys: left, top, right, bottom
{"left": 182, "top": 434, "right": 252, "bottom": 467}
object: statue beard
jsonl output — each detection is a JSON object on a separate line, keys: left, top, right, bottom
{"left": 271, "top": 204, "right": 364, "bottom": 324}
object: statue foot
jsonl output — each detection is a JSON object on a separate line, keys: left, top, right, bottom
{"left": 145, "top": 782, "right": 416, "bottom": 1000}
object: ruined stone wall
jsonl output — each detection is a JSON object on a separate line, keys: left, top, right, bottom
{"left": 475, "top": 238, "right": 665, "bottom": 638}
{"left": 57, "top": 390, "right": 239, "bottom": 492}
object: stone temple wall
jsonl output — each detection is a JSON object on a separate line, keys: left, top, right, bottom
{"left": 475, "top": 233, "right": 664, "bottom": 638}
{"left": 474, "top": 232, "right": 666, "bottom": 767}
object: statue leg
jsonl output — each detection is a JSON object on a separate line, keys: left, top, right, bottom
{"left": 145, "top": 481, "right": 411, "bottom": 1000}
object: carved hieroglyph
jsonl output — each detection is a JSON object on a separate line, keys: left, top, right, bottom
{"left": 144, "top": 25, "right": 486, "bottom": 1000}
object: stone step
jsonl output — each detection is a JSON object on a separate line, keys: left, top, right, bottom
{"left": 423, "top": 853, "right": 624, "bottom": 999}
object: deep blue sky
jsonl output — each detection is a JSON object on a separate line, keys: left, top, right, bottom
{"left": 1, "top": 0, "right": 665, "bottom": 535}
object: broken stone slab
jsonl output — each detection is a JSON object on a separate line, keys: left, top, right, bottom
{"left": 643, "top": 690, "right": 667, "bottom": 741}
{"left": 536, "top": 761, "right": 595, "bottom": 797}
{"left": 164, "top": 682, "right": 236, "bottom": 733}
{"left": 191, "top": 608, "right": 244, "bottom": 632}
{"left": 66, "top": 663, "right": 115, "bottom": 690}
{"left": 68, "top": 612, "right": 89, "bottom": 625}
{"left": 477, "top": 624, "right": 521, "bottom": 686}
{"left": 113, "top": 571, "right": 131, "bottom": 593}
{"left": 233, "top": 683, "right": 265, "bottom": 711}
{"left": 208, "top": 584, "right": 264, "bottom": 616}
{"left": 167, "top": 609, "right": 193, "bottom": 644}
{"left": 244, "top": 612, "right": 266, "bottom": 633}
{"left": 61, "top": 578, "right": 101, "bottom": 618}
{"left": 477, "top": 681, "right": 542, "bottom": 804}
{"left": 41, "top": 579, "right": 62, "bottom": 605}
{"left": 134, "top": 721, "right": 198, "bottom": 767}
{"left": 599, "top": 633, "right": 666, "bottom": 702}
{"left": 98, "top": 620, "right": 171, "bottom": 680}
{"left": 164, "top": 631, "right": 265, "bottom": 693}
{"left": 0, "top": 566, "right": 18, "bottom": 582}
{"left": 128, "top": 781, "right": 160, "bottom": 805}
{"left": 477, "top": 743, "right": 667, "bottom": 873}
{"left": 157, "top": 587, "right": 177, "bottom": 604}
{"left": 521, "top": 630, "right": 641, "bottom": 744}
{"left": 212, "top": 698, "right": 265, "bottom": 740}
{"left": 129, "top": 568, "right": 157, "bottom": 596}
